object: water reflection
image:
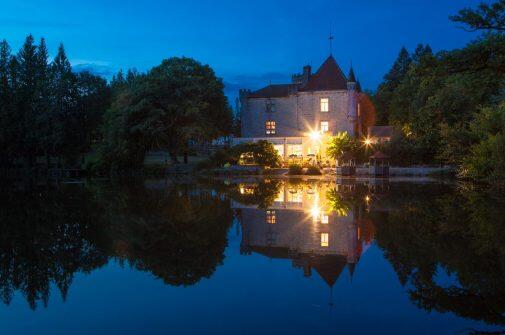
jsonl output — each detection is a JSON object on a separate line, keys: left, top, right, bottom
{"left": 227, "top": 179, "right": 505, "bottom": 328}
{"left": 0, "top": 181, "right": 233, "bottom": 309}
{"left": 233, "top": 180, "right": 374, "bottom": 288}
{"left": 0, "top": 178, "right": 504, "bottom": 331}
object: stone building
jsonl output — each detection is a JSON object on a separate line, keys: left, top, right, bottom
{"left": 234, "top": 55, "right": 376, "bottom": 161}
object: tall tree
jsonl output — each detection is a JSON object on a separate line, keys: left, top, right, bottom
{"left": 50, "top": 43, "right": 78, "bottom": 164}
{"left": 0, "top": 40, "right": 12, "bottom": 164}
{"left": 96, "top": 57, "right": 232, "bottom": 172}
{"left": 16, "top": 35, "right": 39, "bottom": 167}
{"left": 373, "top": 47, "right": 412, "bottom": 124}
{"left": 35, "top": 38, "right": 52, "bottom": 167}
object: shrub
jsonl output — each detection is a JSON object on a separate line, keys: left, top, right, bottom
{"left": 196, "top": 140, "right": 281, "bottom": 171}
{"left": 305, "top": 165, "right": 322, "bottom": 175}
{"left": 288, "top": 163, "right": 303, "bottom": 175}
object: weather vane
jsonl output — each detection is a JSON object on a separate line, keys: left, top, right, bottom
{"left": 328, "top": 24, "right": 334, "bottom": 55}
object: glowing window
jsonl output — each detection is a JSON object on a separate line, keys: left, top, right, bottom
{"left": 321, "top": 213, "right": 329, "bottom": 224}
{"left": 321, "top": 233, "right": 329, "bottom": 247}
{"left": 320, "top": 121, "right": 329, "bottom": 133}
{"left": 266, "top": 210, "right": 276, "bottom": 224}
{"left": 265, "top": 121, "right": 276, "bottom": 135}
{"left": 287, "top": 189, "right": 303, "bottom": 203}
{"left": 321, "top": 98, "right": 329, "bottom": 112}
{"left": 288, "top": 144, "right": 302, "bottom": 157}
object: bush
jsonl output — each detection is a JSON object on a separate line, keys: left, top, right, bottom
{"left": 305, "top": 165, "right": 322, "bottom": 175}
{"left": 288, "top": 163, "right": 303, "bottom": 175}
{"left": 195, "top": 140, "right": 281, "bottom": 171}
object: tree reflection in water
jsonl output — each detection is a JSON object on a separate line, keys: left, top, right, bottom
{"left": 0, "top": 181, "right": 233, "bottom": 309}
{"left": 0, "top": 178, "right": 504, "bottom": 329}
{"left": 372, "top": 183, "right": 505, "bottom": 326}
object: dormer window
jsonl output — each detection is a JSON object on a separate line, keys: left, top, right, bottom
{"left": 320, "top": 98, "right": 329, "bottom": 112}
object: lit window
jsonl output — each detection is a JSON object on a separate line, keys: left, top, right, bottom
{"left": 321, "top": 213, "right": 329, "bottom": 224}
{"left": 287, "top": 189, "right": 303, "bottom": 203}
{"left": 321, "top": 233, "right": 329, "bottom": 247}
{"left": 266, "top": 210, "right": 276, "bottom": 224}
{"left": 288, "top": 144, "right": 302, "bottom": 157}
{"left": 265, "top": 121, "right": 276, "bottom": 135}
{"left": 320, "top": 121, "right": 329, "bottom": 133}
{"left": 321, "top": 98, "right": 329, "bottom": 112}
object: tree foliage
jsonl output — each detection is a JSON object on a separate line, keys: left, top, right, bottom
{"left": 326, "top": 131, "right": 357, "bottom": 161}
{"left": 93, "top": 57, "right": 232, "bottom": 173}
{"left": 0, "top": 35, "right": 110, "bottom": 169}
{"left": 450, "top": 0, "right": 505, "bottom": 32}
{"left": 372, "top": 1, "right": 505, "bottom": 171}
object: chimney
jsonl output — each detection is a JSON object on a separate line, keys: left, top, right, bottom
{"left": 303, "top": 65, "right": 311, "bottom": 82}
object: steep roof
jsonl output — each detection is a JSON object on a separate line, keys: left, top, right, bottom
{"left": 248, "top": 84, "right": 299, "bottom": 98}
{"left": 348, "top": 67, "right": 356, "bottom": 83}
{"left": 299, "top": 55, "right": 348, "bottom": 92}
{"left": 311, "top": 255, "right": 348, "bottom": 287}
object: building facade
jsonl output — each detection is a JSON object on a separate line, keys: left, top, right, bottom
{"left": 235, "top": 55, "right": 375, "bottom": 161}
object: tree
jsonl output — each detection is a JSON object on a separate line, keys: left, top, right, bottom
{"left": 50, "top": 44, "right": 79, "bottom": 165}
{"left": 462, "top": 103, "right": 505, "bottom": 184}
{"left": 326, "top": 131, "right": 356, "bottom": 163}
{"left": 0, "top": 40, "right": 13, "bottom": 164}
{"left": 75, "top": 71, "right": 110, "bottom": 154}
{"left": 373, "top": 47, "right": 412, "bottom": 124}
{"left": 450, "top": 0, "right": 505, "bottom": 32}
{"left": 95, "top": 57, "right": 232, "bottom": 172}
{"left": 15, "top": 35, "right": 40, "bottom": 167}
{"left": 35, "top": 38, "right": 52, "bottom": 167}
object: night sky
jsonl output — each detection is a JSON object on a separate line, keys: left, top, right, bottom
{"left": 2, "top": 0, "right": 482, "bottom": 99}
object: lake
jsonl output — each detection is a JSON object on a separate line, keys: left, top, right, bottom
{"left": 0, "top": 177, "right": 503, "bottom": 334}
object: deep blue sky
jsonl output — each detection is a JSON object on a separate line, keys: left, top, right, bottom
{"left": 1, "top": 0, "right": 482, "bottom": 98}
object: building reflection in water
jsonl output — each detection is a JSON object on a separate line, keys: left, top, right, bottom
{"left": 233, "top": 180, "right": 375, "bottom": 289}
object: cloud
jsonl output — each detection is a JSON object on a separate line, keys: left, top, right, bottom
{"left": 72, "top": 62, "right": 116, "bottom": 79}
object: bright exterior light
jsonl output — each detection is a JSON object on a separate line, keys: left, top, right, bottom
{"left": 311, "top": 205, "right": 321, "bottom": 222}
{"left": 365, "top": 195, "right": 370, "bottom": 202}
{"left": 310, "top": 131, "right": 322, "bottom": 141}
{"left": 364, "top": 137, "right": 373, "bottom": 147}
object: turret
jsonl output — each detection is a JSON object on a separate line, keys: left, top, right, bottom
{"left": 291, "top": 65, "right": 312, "bottom": 84}
{"left": 347, "top": 67, "right": 358, "bottom": 130}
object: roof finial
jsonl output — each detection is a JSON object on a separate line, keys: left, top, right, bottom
{"left": 328, "top": 23, "right": 334, "bottom": 55}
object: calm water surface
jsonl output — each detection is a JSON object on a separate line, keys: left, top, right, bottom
{"left": 0, "top": 178, "right": 504, "bottom": 334}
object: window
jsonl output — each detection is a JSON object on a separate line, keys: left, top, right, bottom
{"left": 321, "top": 98, "right": 329, "bottom": 112}
{"left": 265, "top": 121, "right": 276, "bottom": 135}
{"left": 321, "top": 213, "right": 329, "bottom": 224}
{"left": 266, "top": 210, "right": 276, "bottom": 224}
{"left": 321, "top": 233, "right": 329, "bottom": 247}
{"left": 288, "top": 144, "right": 302, "bottom": 157}
{"left": 266, "top": 101, "right": 276, "bottom": 113}
{"left": 320, "top": 121, "right": 329, "bottom": 133}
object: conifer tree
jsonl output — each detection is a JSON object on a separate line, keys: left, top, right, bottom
{"left": 50, "top": 43, "right": 78, "bottom": 163}
{"left": 0, "top": 40, "right": 12, "bottom": 164}
{"left": 35, "top": 38, "right": 53, "bottom": 167}
{"left": 16, "top": 35, "right": 39, "bottom": 167}
{"left": 373, "top": 47, "right": 412, "bottom": 124}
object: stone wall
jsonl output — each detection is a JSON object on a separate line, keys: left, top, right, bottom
{"left": 241, "top": 90, "right": 356, "bottom": 138}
